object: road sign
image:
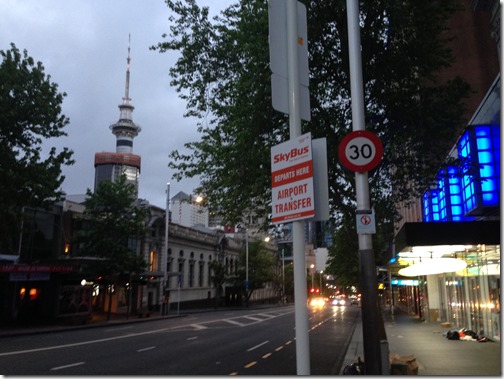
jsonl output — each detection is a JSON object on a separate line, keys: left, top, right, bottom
{"left": 269, "top": 0, "right": 310, "bottom": 121}
{"left": 356, "top": 209, "right": 376, "bottom": 234}
{"left": 271, "top": 133, "right": 315, "bottom": 223}
{"left": 338, "top": 130, "right": 383, "bottom": 172}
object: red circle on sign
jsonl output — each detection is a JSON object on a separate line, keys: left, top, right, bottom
{"left": 360, "top": 215, "right": 371, "bottom": 225}
{"left": 338, "top": 130, "right": 383, "bottom": 172}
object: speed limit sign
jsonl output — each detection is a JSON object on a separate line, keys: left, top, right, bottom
{"left": 338, "top": 130, "right": 383, "bottom": 172}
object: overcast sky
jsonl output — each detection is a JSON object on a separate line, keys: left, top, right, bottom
{"left": 1, "top": 0, "right": 232, "bottom": 209}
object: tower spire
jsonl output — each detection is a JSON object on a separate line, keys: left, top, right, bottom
{"left": 124, "top": 33, "right": 131, "bottom": 104}
{"left": 109, "top": 34, "right": 141, "bottom": 154}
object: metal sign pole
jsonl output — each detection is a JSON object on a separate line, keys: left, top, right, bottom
{"left": 287, "top": 0, "right": 310, "bottom": 374}
{"left": 346, "top": 0, "right": 381, "bottom": 374}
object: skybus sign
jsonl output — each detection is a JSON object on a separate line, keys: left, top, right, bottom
{"left": 271, "top": 133, "right": 315, "bottom": 223}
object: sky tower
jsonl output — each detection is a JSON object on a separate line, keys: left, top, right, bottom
{"left": 94, "top": 35, "right": 142, "bottom": 196}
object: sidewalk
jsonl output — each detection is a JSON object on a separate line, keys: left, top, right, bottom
{"left": 340, "top": 308, "right": 502, "bottom": 376}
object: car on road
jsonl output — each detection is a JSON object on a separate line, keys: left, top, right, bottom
{"left": 349, "top": 296, "right": 360, "bottom": 306}
{"left": 309, "top": 297, "right": 326, "bottom": 308}
{"left": 331, "top": 296, "right": 346, "bottom": 306}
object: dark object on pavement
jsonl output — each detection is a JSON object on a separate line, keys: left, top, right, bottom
{"left": 342, "top": 357, "right": 365, "bottom": 375}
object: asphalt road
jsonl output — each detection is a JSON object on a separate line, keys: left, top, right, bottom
{"left": 0, "top": 304, "right": 360, "bottom": 375}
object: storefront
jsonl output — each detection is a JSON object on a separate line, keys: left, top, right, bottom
{"left": 391, "top": 75, "right": 500, "bottom": 340}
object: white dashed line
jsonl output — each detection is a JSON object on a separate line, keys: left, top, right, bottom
{"left": 137, "top": 346, "right": 156, "bottom": 352}
{"left": 247, "top": 340, "right": 269, "bottom": 351}
{"left": 50, "top": 362, "right": 85, "bottom": 371}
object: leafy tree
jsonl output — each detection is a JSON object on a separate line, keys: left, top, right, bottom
{"left": 152, "top": 0, "right": 471, "bottom": 283}
{"left": 230, "top": 240, "right": 277, "bottom": 304}
{"left": 0, "top": 43, "right": 74, "bottom": 253}
{"left": 209, "top": 234, "right": 228, "bottom": 307}
{"left": 75, "top": 175, "right": 147, "bottom": 319}
{"left": 282, "top": 260, "right": 294, "bottom": 302}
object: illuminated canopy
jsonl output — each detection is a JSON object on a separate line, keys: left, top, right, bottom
{"left": 398, "top": 258, "right": 467, "bottom": 277}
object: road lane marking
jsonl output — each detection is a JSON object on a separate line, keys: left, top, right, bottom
{"left": 187, "top": 336, "right": 198, "bottom": 341}
{"left": 222, "top": 319, "right": 246, "bottom": 326}
{"left": 0, "top": 309, "right": 296, "bottom": 357}
{"left": 244, "top": 361, "right": 257, "bottom": 368}
{"left": 137, "top": 346, "right": 156, "bottom": 352}
{"left": 243, "top": 316, "right": 262, "bottom": 321}
{"left": 247, "top": 340, "right": 269, "bottom": 352}
{"left": 190, "top": 324, "right": 207, "bottom": 330}
{"left": 0, "top": 327, "right": 173, "bottom": 357}
{"left": 257, "top": 313, "right": 274, "bottom": 318}
{"left": 50, "top": 362, "right": 85, "bottom": 371}
{"left": 262, "top": 353, "right": 272, "bottom": 359}
{"left": 275, "top": 346, "right": 284, "bottom": 352}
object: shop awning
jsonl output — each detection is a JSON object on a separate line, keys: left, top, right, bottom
{"left": 394, "top": 220, "right": 500, "bottom": 253}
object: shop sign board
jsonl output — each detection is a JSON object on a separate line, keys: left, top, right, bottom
{"left": 0, "top": 264, "right": 78, "bottom": 273}
{"left": 271, "top": 133, "right": 315, "bottom": 223}
{"left": 9, "top": 272, "right": 50, "bottom": 281}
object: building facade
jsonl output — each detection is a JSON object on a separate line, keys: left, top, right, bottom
{"left": 391, "top": 0, "right": 500, "bottom": 340}
{"left": 170, "top": 191, "right": 209, "bottom": 228}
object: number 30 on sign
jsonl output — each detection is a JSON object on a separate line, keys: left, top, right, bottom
{"left": 338, "top": 130, "right": 383, "bottom": 172}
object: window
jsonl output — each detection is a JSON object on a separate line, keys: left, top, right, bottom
{"left": 199, "top": 261, "right": 204, "bottom": 287}
{"left": 208, "top": 256, "right": 212, "bottom": 287}
{"left": 149, "top": 250, "right": 158, "bottom": 272}
{"left": 178, "top": 260, "right": 185, "bottom": 288}
{"left": 189, "top": 262, "right": 195, "bottom": 288}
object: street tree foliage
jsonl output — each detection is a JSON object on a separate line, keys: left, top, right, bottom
{"left": 0, "top": 43, "right": 74, "bottom": 253}
{"left": 209, "top": 236, "right": 228, "bottom": 307}
{"left": 152, "top": 0, "right": 470, "bottom": 281}
{"left": 231, "top": 240, "right": 277, "bottom": 302}
{"left": 75, "top": 175, "right": 148, "bottom": 278}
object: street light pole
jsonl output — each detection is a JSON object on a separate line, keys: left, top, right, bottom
{"left": 319, "top": 271, "right": 323, "bottom": 294}
{"left": 282, "top": 248, "right": 285, "bottom": 303}
{"left": 162, "top": 183, "right": 170, "bottom": 316}
{"left": 245, "top": 230, "right": 249, "bottom": 305}
{"left": 310, "top": 264, "right": 314, "bottom": 289}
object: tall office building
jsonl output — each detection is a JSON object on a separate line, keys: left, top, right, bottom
{"left": 94, "top": 37, "right": 142, "bottom": 196}
{"left": 170, "top": 191, "right": 209, "bottom": 228}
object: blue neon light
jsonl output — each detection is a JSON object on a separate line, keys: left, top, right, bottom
{"left": 391, "top": 279, "right": 419, "bottom": 286}
{"left": 422, "top": 189, "right": 441, "bottom": 221}
{"left": 423, "top": 125, "right": 499, "bottom": 222}
{"left": 436, "top": 166, "right": 471, "bottom": 221}
{"left": 458, "top": 125, "right": 500, "bottom": 214}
